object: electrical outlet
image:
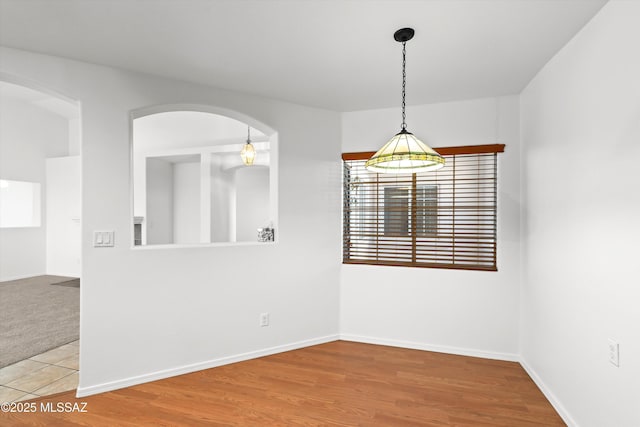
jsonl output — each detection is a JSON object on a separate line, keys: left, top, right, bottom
{"left": 608, "top": 339, "right": 619, "bottom": 367}
{"left": 260, "top": 312, "right": 270, "bottom": 327}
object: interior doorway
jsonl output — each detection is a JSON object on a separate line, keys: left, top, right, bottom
{"left": 0, "top": 79, "right": 81, "bottom": 402}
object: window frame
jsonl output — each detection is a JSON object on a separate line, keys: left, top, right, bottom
{"left": 342, "top": 144, "right": 504, "bottom": 272}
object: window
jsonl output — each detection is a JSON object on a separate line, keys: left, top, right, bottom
{"left": 342, "top": 144, "right": 504, "bottom": 271}
{"left": 0, "top": 179, "right": 41, "bottom": 228}
{"left": 383, "top": 187, "right": 408, "bottom": 237}
{"left": 382, "top": 185, "right": 438, "bottom": 238}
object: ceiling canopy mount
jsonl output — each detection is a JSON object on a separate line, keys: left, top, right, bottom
{"left": 393, "top": 27, "right": 415, "bottom": 43}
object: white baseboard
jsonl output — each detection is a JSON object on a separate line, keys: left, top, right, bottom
{"left": 519, "top": 357, "right": 578, "bottom": 427}
{"left": 76, "top": 334, "right": 339, "bottom": 398}
{"left": 339, "top": 334, "right": 519, "bottom": 362}
{"left": 0, "top": 272, "right": 47, "bottom": 282}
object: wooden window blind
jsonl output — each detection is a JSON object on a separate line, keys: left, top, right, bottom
{"left": 342, "top": 144, "right": 505, "bottom": 271}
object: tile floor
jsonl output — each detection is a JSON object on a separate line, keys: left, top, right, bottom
{"left": 0, "top": 340, "right": 78, "bottom": 403}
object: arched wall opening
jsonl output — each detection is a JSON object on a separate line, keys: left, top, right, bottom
{"left": 130, "top": 104, "right": 278, "bottom": 246}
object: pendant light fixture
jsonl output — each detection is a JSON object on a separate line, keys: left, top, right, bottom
{"left": 365, "top": 28, "right": 445, "bottom": 174}
{"left": 240, "top": 126, "right": 256, "bottom": 166}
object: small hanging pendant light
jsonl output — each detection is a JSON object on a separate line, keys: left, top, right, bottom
{"left": 240, "top": 126, "right": 256, "bottom": 166}
{"left": 366, "top": 28, "right": 445, "bottom": 174}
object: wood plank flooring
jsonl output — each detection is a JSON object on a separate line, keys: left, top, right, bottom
{"left": 0, "top": 341, "right": 565, "bottom": 426}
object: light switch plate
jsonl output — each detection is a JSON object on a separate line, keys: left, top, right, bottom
{"left": 94, "top": 231, "right": 115, "bottom": 247}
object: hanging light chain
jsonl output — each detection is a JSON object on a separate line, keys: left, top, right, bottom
{"left": 364, "top": 28, "right": 445, "bottom": 174}
{"left": 247, "top": 126, "right": 251, "bottom": 143}
{"left": 401, "top": 41, "right": 407, "bottom": 131}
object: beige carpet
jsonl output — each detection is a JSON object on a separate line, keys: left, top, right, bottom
{"left": 0, "top": 275, "right": 79, "bottom": 368}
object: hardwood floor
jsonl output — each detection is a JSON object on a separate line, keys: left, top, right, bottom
{"left": 0, "top": 341, "right": 565, "bottom": 426}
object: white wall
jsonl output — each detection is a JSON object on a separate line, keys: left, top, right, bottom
{"left": 210, "top": 156, "right": 234, "bottom": 243}
{"left": 0, "top": 96, "right": 69, "bottom": 281}
{"left": 46, "top": 156, "right": 81, "bottom": 277}
{"left": 520, "top": 2, "right": 640, "bottom": 426}
{"left": 145, "top": 158, "right": 174, "bottom": 245}
{"left": 173, "top": 161, "right": 200, "bottom": 244}
{"left": 340, "top": 96, "right": 521, "bottom": 359}
{"left": 236, "top": 166, "right": 270, "bottom": 242}
{"left": 0, "top": 46, "right": 342, "bottom": 396}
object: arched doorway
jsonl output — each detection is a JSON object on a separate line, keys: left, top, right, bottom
{"left": 0, "top": 76, "right": 82, "bottom": 401}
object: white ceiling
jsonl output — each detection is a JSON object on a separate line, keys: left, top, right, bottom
{"left": 0, "top": 0, "right": 607, "bottom": 112}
